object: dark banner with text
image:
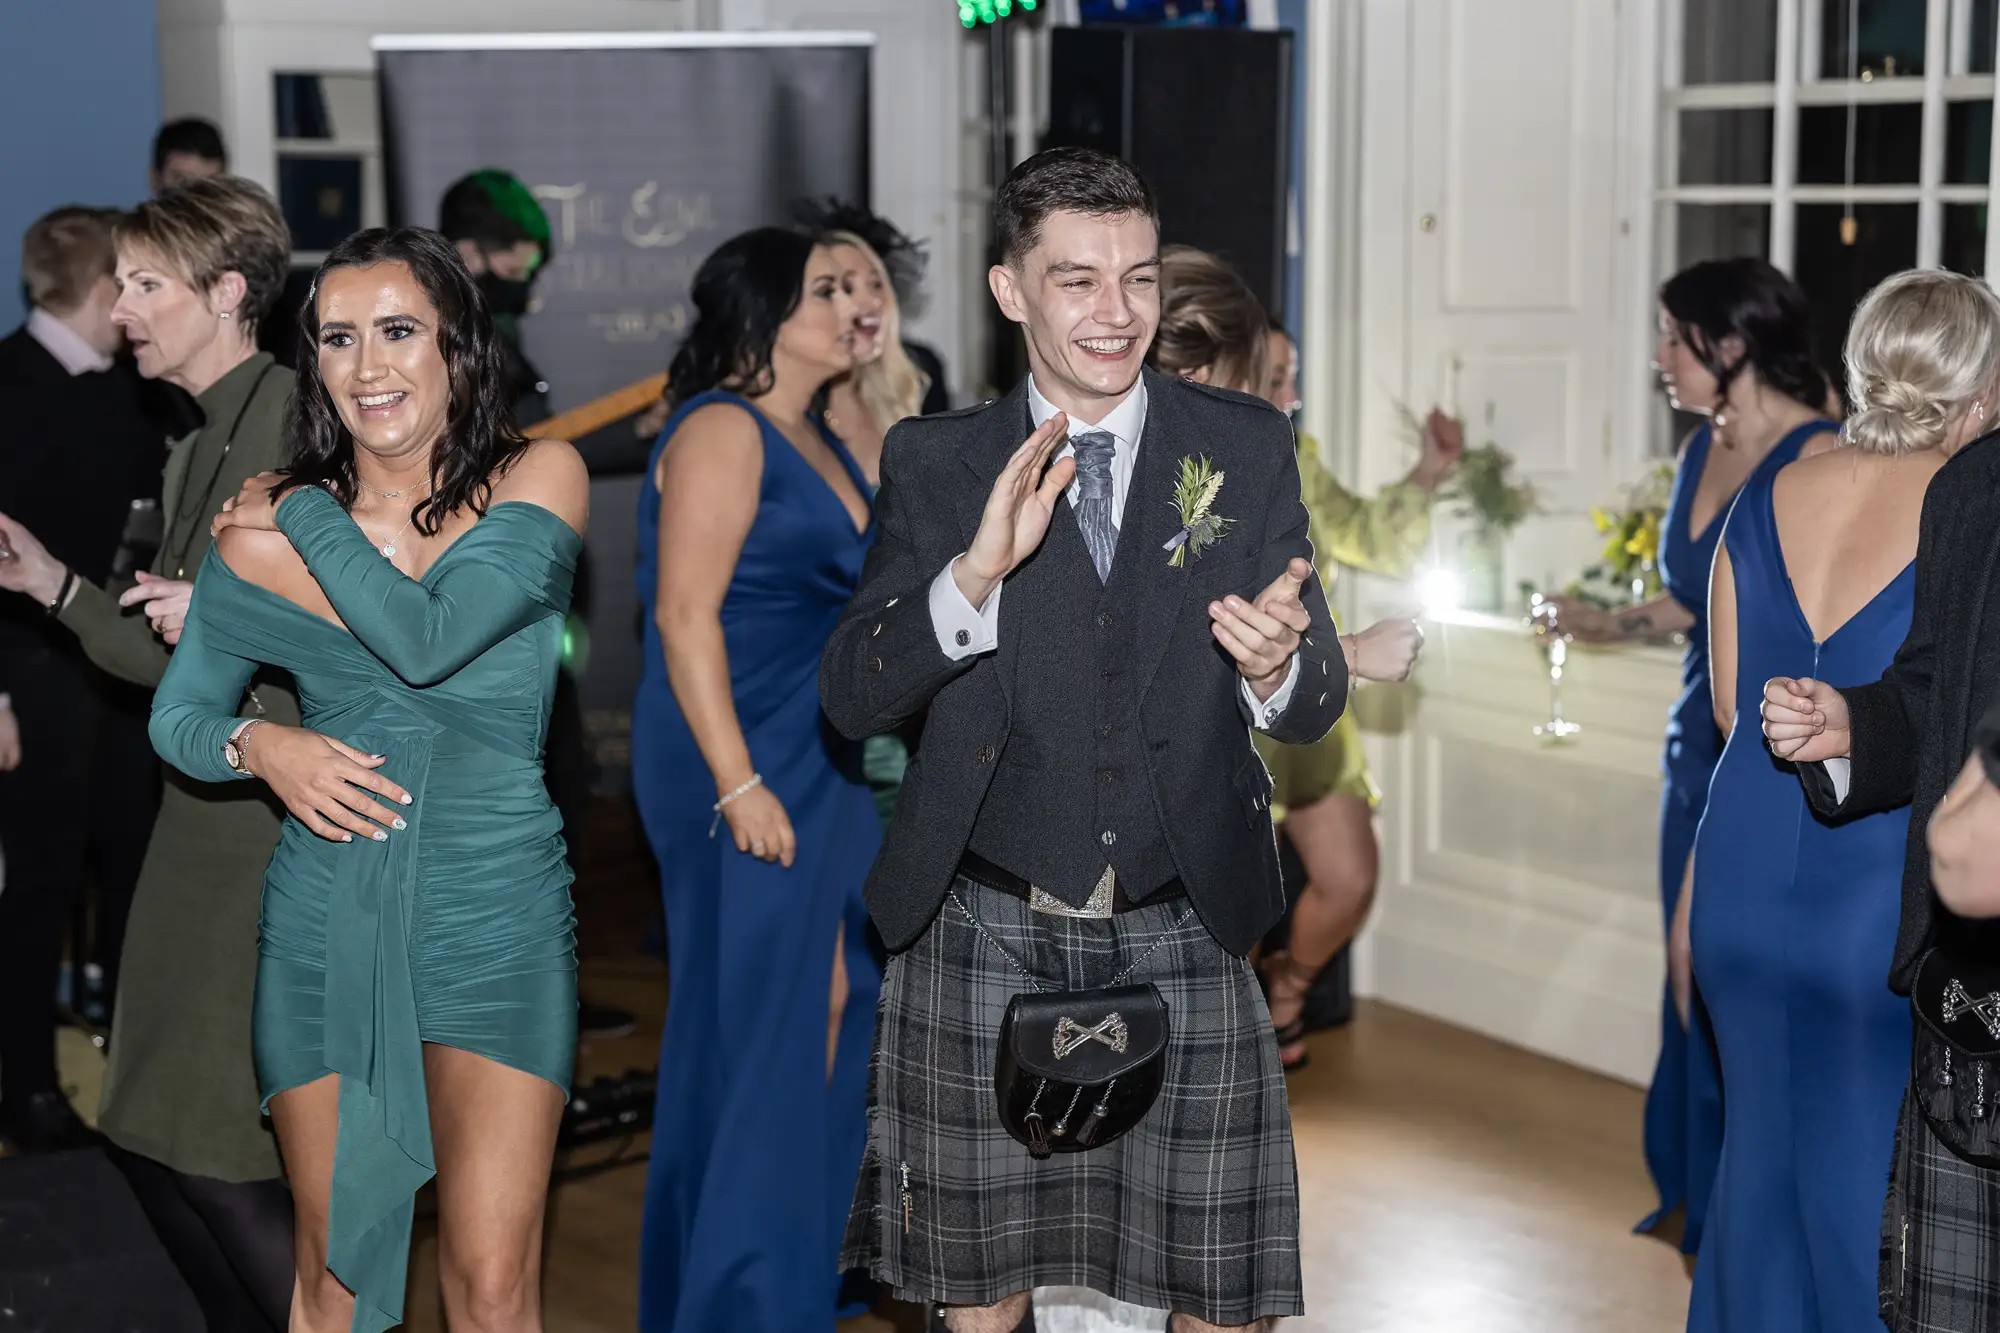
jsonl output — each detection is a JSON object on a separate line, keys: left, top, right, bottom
{"left": 375, "top": 33, "right": 871, "bottom": 789}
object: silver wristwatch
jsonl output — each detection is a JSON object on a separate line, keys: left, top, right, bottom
{"left": 223, "top": 719, "right": 264, "bottom": 775}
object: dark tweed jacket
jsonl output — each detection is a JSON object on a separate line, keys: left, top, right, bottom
{"left": 820, "top": 370, "right": 1347, "bottom": 955}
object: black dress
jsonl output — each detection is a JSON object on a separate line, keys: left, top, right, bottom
{"left": 0, "top": 326, "right": 174, "bottom": 1091}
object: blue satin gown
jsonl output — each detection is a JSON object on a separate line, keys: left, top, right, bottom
{"left": 632, "top": 390, "right": 884, "bottom": 1332}
{"left": 1686, "top": 461, "right": 1912, "bottom": 1331}
{"left": 1640, "top": 418, "right": 1836, "bottom": 1252}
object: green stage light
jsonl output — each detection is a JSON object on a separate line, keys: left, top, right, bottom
{"left": 959, "top": 0, "right": 1035, "bottom": 25}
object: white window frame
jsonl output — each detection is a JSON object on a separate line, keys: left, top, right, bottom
{"left": 1656, "top": 0, "right": 2000, "bottom": 278}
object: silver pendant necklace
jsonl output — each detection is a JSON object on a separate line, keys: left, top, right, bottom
{"left": 362, "top": 481, "right": 430, "bottom": 558}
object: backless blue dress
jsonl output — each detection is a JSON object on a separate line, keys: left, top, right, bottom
{"left": 1686, "top": 461, "right": 1912, "bottom": 1331}
{"left": 631, "top": 390, "right": 883, "bottom": 1332}
{"left": 1640, "top": 418, "right": 1836, "bottom": 1252}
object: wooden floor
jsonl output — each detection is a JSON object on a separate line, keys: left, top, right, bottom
{"left": 66, "top": 801, "right": 1695, "bottom": 1330}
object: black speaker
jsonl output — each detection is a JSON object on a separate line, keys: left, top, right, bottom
{"left": 1045, "top": 25, "right": 1294, "bottom": 323}
{"left": 0, "top": 1148, "right": 203, "bottom": 1332}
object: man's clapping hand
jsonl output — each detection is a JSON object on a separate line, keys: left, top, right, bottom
{"left": 1212, "top": 558, "right": 1314, "bottom": 703}
{"left": 952, "top": 413, "right": 1074, "bottom": 609}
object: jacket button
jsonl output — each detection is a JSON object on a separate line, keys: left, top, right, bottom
{"left": 977, "top": 744, "right": 995, "bottom": 763}
{"left": 1100, "top": 830, "right": 1116, "bottom": 847}
{"left": 869, "top": 657, "right": 883, "bottom": 674}
{"left": 1097, "top": 612, "right": 1113, "bottom": 628}
{"left": 871, "top": 622, "right": 883, "bottom": 637}
{"left": 1098, "top": 724, "right": 1112, "bottom": 740}
{"left": 955, "top": 628, "right": 972, "bottom": 647}
{"left": 1100, "top": 770, "right": 1114, "bottom": 786}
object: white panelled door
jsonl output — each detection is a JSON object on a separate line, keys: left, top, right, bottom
{"left": 1354, "top": 0, "right": 1675, "bottom": 1085}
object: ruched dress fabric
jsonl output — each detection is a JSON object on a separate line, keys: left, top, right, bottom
{"left": 150, "top": 491, "right": 583, "bottom": 1333}
{"left": 631, "top": 390, "right": 883, "bottom": 1333}
{"left": 1640, "top": 418, "right": 1835, "bottom": 1252}
{"left": 1687, "top": 464, "right": 1913, "bottom": 1333}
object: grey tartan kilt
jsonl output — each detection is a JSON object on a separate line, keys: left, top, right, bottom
{"left": 839, "top": 877, "right": 1304, "bottom": 1325}
{"left": 1881, "top": 1084, "right": 2000, "bottom": 1332}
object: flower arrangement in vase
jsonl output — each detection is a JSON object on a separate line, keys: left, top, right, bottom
{"left": 1395, "top": 402, "right": 1538, "bottom": 611}
{"left": 1561, "top": 463, "right": 1676, "bottom": 610}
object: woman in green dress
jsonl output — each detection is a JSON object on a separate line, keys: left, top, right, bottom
{"left": 0, "top": 176, "right": 389, "bottom": 1331}
{"left": 1253, "top": 324, "right": 1461, "bottom": 1068}
{"left": 161, "top": 227, "right": 589, "bottom": 1333}
{"left": 1149, "top": 248, "right": 1446, "bottom": 1068}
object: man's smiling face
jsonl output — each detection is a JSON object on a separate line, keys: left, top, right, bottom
{"left": 991, "top": 208, "right": 1160, "bottom": 419}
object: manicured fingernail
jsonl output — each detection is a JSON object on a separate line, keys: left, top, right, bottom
{"left": 401, "top": 794, "right": 413, "bottom": 805}
{"left": 372, "top": 830, "right": 388, "bottom": 842}
{"left": 342, "top": 832, "right": 354, "bottom": 842}
{"left": 392, "top": 818, "right": 406, "bottom": 831}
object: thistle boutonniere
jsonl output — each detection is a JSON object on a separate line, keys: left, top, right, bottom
{"left": 1162, "top": 454, "right": 1233, "bottom": 568}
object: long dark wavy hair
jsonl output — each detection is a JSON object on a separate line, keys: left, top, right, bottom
{"left": 274, "top": 226, "right": 530, "bottom": 536}
{"left": 665, "top": 227, "right": 820, "bottom": 410}
{"left": 1659, "top": 257, "right": 1830, "bottom": 415}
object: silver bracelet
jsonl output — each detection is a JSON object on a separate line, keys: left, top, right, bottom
{"left": 709, "top": 772, "right": 764, "bottom": 838}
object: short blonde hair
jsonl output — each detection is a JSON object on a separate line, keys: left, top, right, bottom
{"left": 828, "top": 230, "right": 928, "bottom": 425}
{"left": 21, "top": 206, "right": 118, "bottom": 314}
{"left": 1150, "top": 245, "right": 1270, "bottom": 395}
{"left": 113, "top": 175, "right": 291, "bottom": 335}
{"left": 1844, "top": 268, "right": 2000, "bottom": 455}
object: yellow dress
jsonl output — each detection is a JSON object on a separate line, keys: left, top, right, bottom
{"left": 1256, "top": 432, "right": 1433, "bottom": 817}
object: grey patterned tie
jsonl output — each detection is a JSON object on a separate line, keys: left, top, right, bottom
{"left": 1071, "top": 429, "right": 1119, "bottom": 582}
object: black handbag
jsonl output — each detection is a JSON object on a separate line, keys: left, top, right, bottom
{"left": 1912, "top": 944, "right": 2000, "bottom": 1167}
{"left": 951, "top": 889, "right": 1188, "bottom": 1159}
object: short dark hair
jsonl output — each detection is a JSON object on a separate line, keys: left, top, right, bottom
{"left": 153, "top": 118, "right": 226, "bottom": 172}
{"left": 438, "top": 170, "right": 552, "bottom": 256}
{"left": 277, "top": 227, "right": 532, "bottom": 536}
{"left": 994, "top": 146, "right": 1157, "bottom": 268}
{"left": 666, "top": 226, "right": 821, "bottom": 409}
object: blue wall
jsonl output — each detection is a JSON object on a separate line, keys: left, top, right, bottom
{"left": 0, "top": 1, "right": 161, "bottom": 319}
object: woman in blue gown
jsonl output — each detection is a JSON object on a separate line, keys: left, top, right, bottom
{"left": 632, "top": 227, "right": 883, "bottom": 1333}
{"left": 1687, "top": 268, "right": 1994, "bottom": 1330}
{"left": 1551, "top": 258, "right": 1835, "bottom": 1253}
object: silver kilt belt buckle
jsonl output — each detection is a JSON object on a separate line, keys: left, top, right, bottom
{"left": 1028, "top": 866, "right": 1117, "bottom": 919}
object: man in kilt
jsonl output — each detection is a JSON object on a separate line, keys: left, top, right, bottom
{"left": 821, "top": 147, "right": 1348, "bottom": 1331}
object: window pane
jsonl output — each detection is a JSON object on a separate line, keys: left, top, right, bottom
{"left": 1946, "top": 204, "right": 1988, "bottom": 276}
{"left": 1797, "top": 103, "right": 1923, "bottom": 184}
{"left": 1950, "top": 100, "right": 1993, "bottom": 184}
{"left": 1975, "top": 0, "right": 1997, "bottom": 74}
{"left": 277, "top": 155, "right": 363, "bottom": 251}
{"left": 1818, "top": 0, "right": 1928, "bottom": 79}
{"left": 1675, "top": 203, "right": 1771, "bottom": 267}
{"left": 273, "top": 74, "right": 331, "bottom": 140}
{"left": 1794, "top": 203, "right": 1918, "bottom": 390}
{"left": 1679, "top": 109, "right": 1775, "bottom": 184}
{"left": 1684, "top": 0, "right": 1777, "bottom": 84}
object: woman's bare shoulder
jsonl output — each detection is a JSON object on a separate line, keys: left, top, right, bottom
{"left": 495, "top": 438, "right": 590, "bottom": 534}
{"left": 653, "top": 400, "right": 765, "bottom": 492}
{"left": 215, "top": 525, "right": 308, "bottom": 593}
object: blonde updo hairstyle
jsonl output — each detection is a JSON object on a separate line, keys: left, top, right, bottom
{"left": 1149, "top": 245, "right": 1270, "bottom": 395}
{"left": 1843, "top": 268, "right": 2000, "bottom": 456}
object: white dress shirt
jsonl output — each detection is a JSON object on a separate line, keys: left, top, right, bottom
{"left": 928, "top": 376, "right": 1301, "bottom": 727}
{"left": 26, "top": 307, "right": 113, "bottom": 377}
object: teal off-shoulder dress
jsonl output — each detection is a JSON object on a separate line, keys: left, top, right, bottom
{"left": 150, "top": 488, "right": 583, "bottom": 1333}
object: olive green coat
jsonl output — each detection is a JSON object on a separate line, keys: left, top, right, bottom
{"left": 60, "top": 353, "right": 299, "bottom": 1181}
